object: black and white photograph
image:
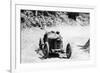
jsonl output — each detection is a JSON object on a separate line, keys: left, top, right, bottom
{"left": 20, "top": 9, "right": 90, "bottom": 63}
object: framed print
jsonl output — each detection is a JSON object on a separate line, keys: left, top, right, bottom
{"left": 10, "top": 0, "right": 96, "bottom": 73}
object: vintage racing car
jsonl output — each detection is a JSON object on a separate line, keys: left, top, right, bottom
{"left": 39, "top": 31, "right": 72, "bottom": 59}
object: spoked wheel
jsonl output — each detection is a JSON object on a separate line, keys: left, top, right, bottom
{"left": 42, "top": 42, "right": 49, "bottom": 58}
{"left": 66, "top": 43, "right": 72, "bottom": 59}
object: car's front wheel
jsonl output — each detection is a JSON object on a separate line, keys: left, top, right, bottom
{"left": 66, "top": 43, "right": 72, "bottom": 59}
{"left": 42, "top": 42, "right": 49, "bottom": 58}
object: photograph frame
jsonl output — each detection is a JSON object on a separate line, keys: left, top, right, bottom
{"left": 10, "top": 0, "right": 96, "bottom": 73}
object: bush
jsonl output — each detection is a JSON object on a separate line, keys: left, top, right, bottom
{"left": 20, "top": 10, "right": 90, "bottom": 30}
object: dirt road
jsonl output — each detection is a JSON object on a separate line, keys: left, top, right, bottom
{"left": 21, "top": 25, "right": 90, "bottom": 63}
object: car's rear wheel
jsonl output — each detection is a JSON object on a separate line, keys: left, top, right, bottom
{"left": 66, "top": 43, "right": 72, "bottom": 59}
{"left": 42, "top": 42, "right": 49, "bottom": 58}
{"left": 39, "top": 38, "right": 42, "bottom": 49}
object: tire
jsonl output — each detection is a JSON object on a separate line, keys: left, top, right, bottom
{"left": 66, "top": 43, "right": 72, "bottom": 59}
{"left": 39, "top": 38, "right": 43, "bottom": 50}
{"left": 42, "top": 42, "right": 49, "bottom": 58}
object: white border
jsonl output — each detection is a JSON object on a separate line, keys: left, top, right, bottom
{"left": 11, "top": 1, "right": 96, "bottom": 73}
